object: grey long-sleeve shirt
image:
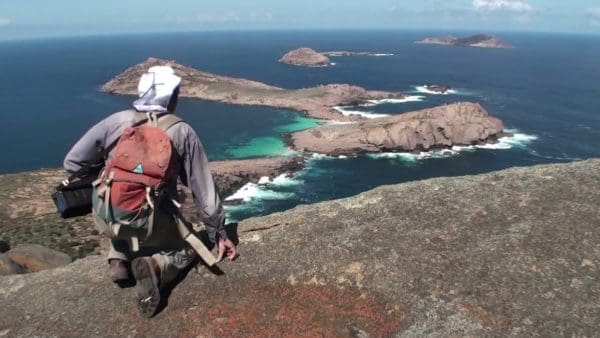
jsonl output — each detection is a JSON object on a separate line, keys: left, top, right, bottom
{"left": 64, "top": 110, "right": 227, "bottom": 243}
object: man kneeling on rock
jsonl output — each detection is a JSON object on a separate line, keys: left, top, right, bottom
{"left": 64, "top": 65, "right": 237, "bottom": 317}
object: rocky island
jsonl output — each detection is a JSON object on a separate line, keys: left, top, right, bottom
{"left": 416, "top": 34, "right": 511, "bottom": 48}
{"left": 291, "top": 102, "right": 504, "bottom": 155}
{"left": 278, "top": 47, "right": 394, "bottom": 67}
{"left": 1, "top": 159, "right": 599, "bottom": 335}
{"left": 103, "top": 57, "right": 404, "bottom": 120}
{"left": 423, "top": 85, "right": 453, "bottom": 94}
{"left": 278, "top": 47, "right": 331, "bottom": 67}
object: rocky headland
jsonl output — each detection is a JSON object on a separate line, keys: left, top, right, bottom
{"left": 291, "top": 102, "right": 504, "bottom": 155}
{"left": 103, "top": 57, "right": 404, "bottom": 120}
{"left": 416, "top": 34, "right": 511, "bottom": 48}
{"left": 1, "top": 160, "right": 598, "bottom": 335}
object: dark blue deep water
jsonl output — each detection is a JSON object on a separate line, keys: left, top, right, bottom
{"left": 0, "top": 31, "right": 598, "bottom": 221}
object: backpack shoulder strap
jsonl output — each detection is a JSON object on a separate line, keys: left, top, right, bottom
{"left": 128, "top": 110, "right": 149, "bottom": 125}
{"left": 156, "top": 114, "right": 183, "bottom": 132}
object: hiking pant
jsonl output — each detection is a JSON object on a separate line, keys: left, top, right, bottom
{"left": 107, "top": 210, "right": 197, "bottom": 285}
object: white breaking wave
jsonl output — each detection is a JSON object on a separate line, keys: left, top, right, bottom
{"left": 257, "top": 176, "right": 271, "bottom": 185}
{"left": 330, "top": 62, "right": 337, "bottom": 66}
{"left": 414, "top": 85, "right": 458, "bottom": 95}
{"left": 371, "top": 53, "right": 394, "bottom": 56}
{"left": 224, "top": 173, "right": 304, "bottom": 223}
{"left": 333, "top": 106, "right": 390, "bottom": 119}
{"left": 334, "top": 95, "right": 425, "bottom": 119}
{"left": 362, "top": 95, "right": 425, "bottom": 106}
{"left": 225, "top": 173, "right": 302, "bottom": 203}
{"left": 367, "top": 131, "right": 538, "bottom": 162}
{"left": 271, "top": 173, "right": 303, "bottom": 186}
{"left": 367, "top": 149, "right": 459, "bottom": 163}
{"left": 310, "top": 153, "right": 336, "bottom": 160}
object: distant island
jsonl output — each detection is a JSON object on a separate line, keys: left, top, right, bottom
{"left": 416, "top": 34, "right": 511, "bottom": 48}
{"left": 279, "top": 47, "right": 331, "bottom": 67}
{"left": 279, "top": 47, "right": 394, "bottom": 67}
{"left": 422, "top": 85, "right": 453, "bottom": 94}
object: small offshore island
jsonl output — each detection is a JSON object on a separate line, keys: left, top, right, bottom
{"left": 416, "top": 34, "right": 511, "bottom": 48}
{"left": 279, "top": 47, "right": 394, "bottom": 67}
{"left": 279, "top": 47, "right": 331, "bottom": 67}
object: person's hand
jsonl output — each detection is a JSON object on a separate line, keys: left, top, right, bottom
{"left": 216, "top": 236, "right": 238, "bottom": 263}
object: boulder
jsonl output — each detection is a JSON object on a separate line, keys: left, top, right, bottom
{"left": 0, "top": 253, "right": 25, "bottom": 276}
{"left": 7, "top": 244, "right": 72, "bottom": 272}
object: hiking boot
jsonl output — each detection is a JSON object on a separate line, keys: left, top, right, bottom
{"left": 109, "top": 259, "right": 131, "bottom": 285}
{"left": 132, "top": 257, "right": 161, "bottom": 318}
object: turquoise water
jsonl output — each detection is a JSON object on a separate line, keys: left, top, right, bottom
{"left": 223, "top": 114, "right": 320, "bottom": 159}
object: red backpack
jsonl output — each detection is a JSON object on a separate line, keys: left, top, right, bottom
{"left": 92, "top": 112, "right": 182, "bottom": 246}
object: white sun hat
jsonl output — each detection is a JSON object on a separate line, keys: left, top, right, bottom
{"left": 133, "top": 65, "right": 182, "bottom": 112}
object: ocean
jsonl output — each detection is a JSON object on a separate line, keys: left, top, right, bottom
{"left": 0, "top": 30, "right": 598, "bottom": 222}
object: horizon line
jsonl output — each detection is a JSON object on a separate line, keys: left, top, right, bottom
{"left": 1, "top": 27, "right": 599, "bottom": 43}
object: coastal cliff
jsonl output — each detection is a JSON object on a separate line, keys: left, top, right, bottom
{"left": 103, "top": 57, "right": 404, "bottom": 120}
{"left": 0, "top": 160, "right": 598, "bottom": 336}
{"left": 291, "top": 102, "right": 504, "bottom": 155}
{"left": 416, "top": 34, "right": 511, "bottom": 48}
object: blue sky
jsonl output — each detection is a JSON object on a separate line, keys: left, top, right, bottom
{"left": 1, "top": 0, "right": 599, "bottom": 40}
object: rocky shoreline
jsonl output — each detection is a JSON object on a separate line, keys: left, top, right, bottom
{"left": 291, "top": 102, "right": 504, "bottom": 156}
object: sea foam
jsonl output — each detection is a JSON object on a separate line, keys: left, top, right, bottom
{"left": 413, "top": 85, "right": 458, "bottom": 95}
{"left": 224, "top": 173, "right": 303, "bottom": 223}
{"left": 333, "top": 106, "right": 389, "bottom": 119}
{"left": 367, "top": 131, "right": 538, "bottom": 162}
{"left": 362, "top": 95, "right": 425, "bottom": 106}
{"left": 225, "top": 174, "right": 302, "bottom": 203}
{"left": 333, "top": 95, "right": 425, "bottom": 119}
